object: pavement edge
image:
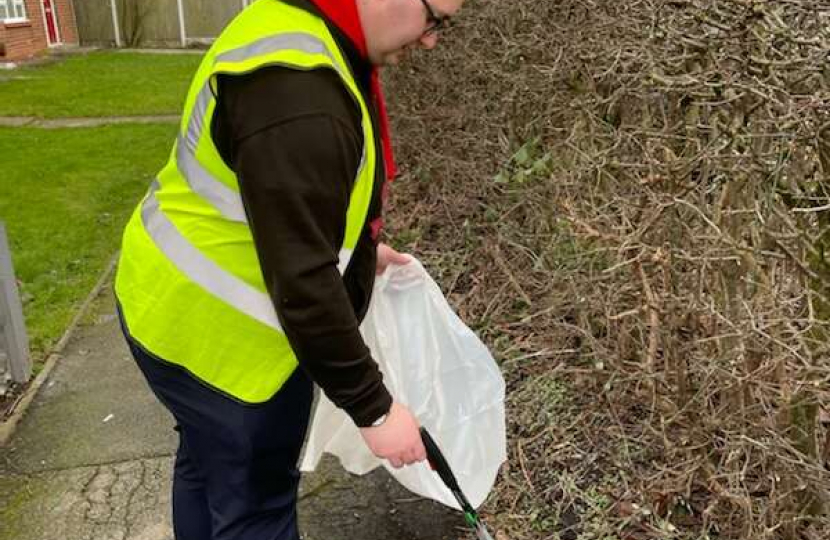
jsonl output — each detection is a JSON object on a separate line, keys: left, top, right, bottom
{"left": 0, "top": 253, "right": 120, "bottom": 446}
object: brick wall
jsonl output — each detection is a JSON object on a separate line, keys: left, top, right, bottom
{"left": 0, "top": 0, "right": 78, "bottom": 62}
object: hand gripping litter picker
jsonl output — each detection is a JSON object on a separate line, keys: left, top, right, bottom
{"left": 420, "top": 427, "right": 495, "bottom": 540}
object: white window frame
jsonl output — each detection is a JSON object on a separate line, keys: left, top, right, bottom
{"left": 1, "top": 0, "right": 29, "bottom": 23}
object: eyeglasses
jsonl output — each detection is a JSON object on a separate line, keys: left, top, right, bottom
{"left": 416, "top": 0, "right": 451, "bottom": 36}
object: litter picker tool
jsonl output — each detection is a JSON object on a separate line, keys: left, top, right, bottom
{"left": 420, "top": 427, "right": 496, "bottom": 540}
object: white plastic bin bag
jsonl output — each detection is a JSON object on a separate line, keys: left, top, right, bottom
{"left": 300, "top": 258, "right": 507, "bottom": 510}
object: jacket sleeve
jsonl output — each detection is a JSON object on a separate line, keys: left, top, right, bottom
{"left": 215, "top": 67, "right": 392, "bottom": 427}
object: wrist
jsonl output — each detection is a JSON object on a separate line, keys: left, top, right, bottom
{"left": 369, "top": 400, "right": 394, "bottom": 428}
{"left": 348, "top": 383, "right": 393, "bottom": 428}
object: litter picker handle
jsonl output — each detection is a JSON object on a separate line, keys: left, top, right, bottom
{"left": 420, "top": 428, "right": 490, "bottom": 536}
{"left": 420, "top": 427, "right": 469, "bottom": 502}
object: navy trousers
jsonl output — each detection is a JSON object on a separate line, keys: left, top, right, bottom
{"left": 122, "top": 330, "right": 314, "bottom": 540}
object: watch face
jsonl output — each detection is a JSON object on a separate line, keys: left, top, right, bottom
{"left": 372, "top": 414, "right": 387, "bottom": 427}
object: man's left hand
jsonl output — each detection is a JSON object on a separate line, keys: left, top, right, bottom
{"left": 376, "top": 243, "right": 411, "bottom": 275}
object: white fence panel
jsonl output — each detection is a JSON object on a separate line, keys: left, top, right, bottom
{"left": 74, "top": 0, "right": 249, "bottom": 47}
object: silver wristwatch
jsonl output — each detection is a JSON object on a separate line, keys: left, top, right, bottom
{"left": 371, "top": 413, "right": 388, "bottom": 427}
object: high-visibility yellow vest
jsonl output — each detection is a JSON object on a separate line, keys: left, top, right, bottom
{"left": 115, "top": 0, "right": 377, "bottom": 402}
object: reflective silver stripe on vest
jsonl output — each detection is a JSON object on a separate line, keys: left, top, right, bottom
{"left": 142, "top": 182, "right": 355, "bottom": 328}
{"left": 142, "top": 181, "right": 283, "bottom": 331}
{"left": 183, "top": 87, "right": 212, "bottom": 155}
{"left": 337, "top": 249, "right": 353, "bottom": 275}
{"left": 215, "top": 32, "right": 330, "bottom": 65}
{"left": 147, "top": 31, "right": 367, "bottom": 321}
{"left": 176, "top": 135, "right": 248, "bottom": 222}
{"left": 177, "top": 32, "right": 368, "bottom": 224}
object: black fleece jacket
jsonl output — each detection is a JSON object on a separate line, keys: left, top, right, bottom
{"left": 210, "top": 0, "right": 392, "bottom": 427}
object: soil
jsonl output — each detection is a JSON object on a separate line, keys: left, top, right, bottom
{"left": 0, "top": 381, "right": 27, "bottom": 422}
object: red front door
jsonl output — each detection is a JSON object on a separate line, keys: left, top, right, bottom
{"left": 42, "top": 0, "right": 59, "bottom": 45}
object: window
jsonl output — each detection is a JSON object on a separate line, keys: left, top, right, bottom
{"left": 0, "top": 0, "right": 27, "bottom": 22}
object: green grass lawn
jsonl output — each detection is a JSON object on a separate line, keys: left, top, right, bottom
{"left": 0, "top": 51, "right": 202, "bottom": 118}
{"left": 0, "top": 124, "right": 177, "bottom": 361}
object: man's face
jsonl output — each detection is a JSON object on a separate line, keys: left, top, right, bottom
{"left": 358, "top": 0, "right": 464, "bottom": 66}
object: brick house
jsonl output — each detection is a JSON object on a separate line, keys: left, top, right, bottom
{"left": 0, "top": 0, "right": 78, "bottom": 62}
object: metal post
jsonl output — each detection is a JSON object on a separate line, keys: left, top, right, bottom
{"left": 0, "top": 222, "right": 30, "bottom": 383}
{"left": 176, "top": 0, "right": 187, "bottom": 48}
{"left": 110, "top": 0, "right": 122, "bottom": 47}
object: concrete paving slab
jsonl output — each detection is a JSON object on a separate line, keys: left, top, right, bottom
{"left": 0, "top": 453, "right": 463, "bottom": 540}
{"left": 0, "top": 285, "right": 465, "bottom": 540}
{"left": 0, "top": 117, "right": 35, "bottom": 127}
{"left": 2, "top": 295, "right": 177, "bottom": 473}
{"left": 0, "top": 457, "right": 172, "bottom": 540}
{"left": 0, "top": 116, "right": 180, "bottom": 129}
